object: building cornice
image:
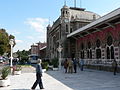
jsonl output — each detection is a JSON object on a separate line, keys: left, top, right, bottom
{"left": 67, "top": 8, "right": 120, "bottom": 38}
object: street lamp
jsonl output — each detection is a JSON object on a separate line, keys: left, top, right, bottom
{"left": 57, "top": 45, "right": 63, "bottom": 70}
{"left": 9, "top": 39, "right": 14, "bottom": 67}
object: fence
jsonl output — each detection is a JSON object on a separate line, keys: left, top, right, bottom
{"left": 84, "top": 59, "right": 120, "bottom": 67}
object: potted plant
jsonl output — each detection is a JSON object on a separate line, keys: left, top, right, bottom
{"left": 0, "top": 66, "right": 10, "bottom": 87}
{"left": 41, "top": 62, "right": 48, "bottom": 72}
{"left": 13, "top": 65, "right": 22, "bottom": 75}
{"left": 52, "top": 58, "right": 59, "bottom": 70}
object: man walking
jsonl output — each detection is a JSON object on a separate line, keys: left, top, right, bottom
{"left": 31, "top": 59, "right": 44, "bottom": 89}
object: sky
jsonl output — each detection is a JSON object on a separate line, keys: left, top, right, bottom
{"left": 0, "top": 0, "right": 120, "bottom": 52}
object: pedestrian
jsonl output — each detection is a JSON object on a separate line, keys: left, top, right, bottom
{"left": 68, "top": 58, "right": 73, "bottom": 73}
{"left": 31, "top": 59, "right": 44, "bottom": 90}
{"left": 112, "top": 59, "right": 117, "bottom": 75}
{"left": 64, "top": 59, "right": 68, "bottom": 73}
{"left": 73, "top": 58, "right": 77, "bottom": 73}
{"left": 80, "top": 59, "right": 84, "bottom": 71}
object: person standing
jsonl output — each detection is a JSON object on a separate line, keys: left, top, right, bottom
{"left": 73, "top": 58, "right": 77, "bottom": 73}
{"left": 68, "top": 58, "right": 73, "bottom": 73}
{"left": 80, "top": 59, "right": 84, "bottom": 71}
{"left": 31, "top": 59, "right": 44, "bottom": 89}
{"left": 112, "top": 59, "right": 117, "bottom": 75}
{"left": 64, "top": 59, "right": 68, "bottom": 73}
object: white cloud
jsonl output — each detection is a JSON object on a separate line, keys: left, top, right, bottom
{"left": 6, "top": 29, "right": 21, "bottom": 36}
{"left": 15, "top": 40, "right": 23, "bottom": 43}
{"left": 27, "top": 36, "right": 34, "bottom": 40}
{"left": 25, "top": 17, "right": 48, "bottom": 32}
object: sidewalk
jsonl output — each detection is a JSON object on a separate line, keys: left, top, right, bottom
{"left": 0, "top": 67, "right": 120, "bottom": 90}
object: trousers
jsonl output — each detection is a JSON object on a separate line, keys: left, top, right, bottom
{"left": 31, "top": 73, "right": 43, "bottom": 89}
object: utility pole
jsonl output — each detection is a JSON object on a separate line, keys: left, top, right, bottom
{"left": 80, "top": 0, "right": 82, "bottom": 8}
{"left": 74, "top": 0, "right": 76, "bottom": 7}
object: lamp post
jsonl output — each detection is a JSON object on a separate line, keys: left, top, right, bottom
{"left": 9, "top": 39, "right": 14, "bottom": 68}
{"left": 57, "top": 45, "right": 63, "bottom": 70}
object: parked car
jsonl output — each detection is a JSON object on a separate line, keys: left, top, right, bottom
{"left": 0, "top": 59, "right": 3, "bottom": 63}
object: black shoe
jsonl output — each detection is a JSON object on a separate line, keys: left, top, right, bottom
{"left": 40, "top": 88, "right": 44, "bottom": 89}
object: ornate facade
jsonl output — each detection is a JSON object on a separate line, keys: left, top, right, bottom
{"left": 46, "top": 5, "right": 100, "bottom": 59}
{"left": 67, "top": 8, "right": 120, "bottom": 62}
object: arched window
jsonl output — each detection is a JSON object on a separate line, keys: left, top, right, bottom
{"left": 96, "top": 49, "right": 101, "bottom": 59}
{"left": 81, "top": 43, "right": 84, "bottom": 50}
{"left": 62, "top": 11, "right": 65, "bottom": 17}
{"left": 106, "top": 36, "right": 114, "bottom": 59}
{"left": 90, "top": 49, "right": 92, "bottom": 59}
{"left": 81, "top": 43, "right": 84, "bottom": 59}
{"left": 66, "top": 11, "right": 67, "bottom": 14}
{"left": 87, "top": 50, "right": 89, "bottom": 58}
{"left": 81, "top": 51, "right": 84, "bottom": 59}
{"left": 96, "top": 39, "right": 101, "bottom": 48}
{"left": 88, "top": 42, "right": 91, "bottom": 49}
{"left": 107, "top": 47, "right": 110, "bottom": 59}
{"left": 70, "top": 28, "right": 72, "bottom": 33}
{"left": 96, "top": 39, "right": 101, "bottom": 59}
{"left": 107, "top": 36, "right": 113, "bottom": 46}
{"left": 66, "top": 24, "right": 68, "bottom": 32}
{"left": 87, "top": 42, "right": 92, "bottom": 59}
{"left": 111, "top": 46, "right": 114, "bottom": 59}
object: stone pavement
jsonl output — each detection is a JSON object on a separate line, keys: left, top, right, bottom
{"left": 0, "top": 66, "right": 120, "bottom": 90}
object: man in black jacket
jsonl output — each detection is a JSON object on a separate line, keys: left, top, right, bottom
{"left": 31, "top": 59, "right": 44, "bottom": 89}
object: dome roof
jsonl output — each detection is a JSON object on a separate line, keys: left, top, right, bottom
{"left": 63, "top": 5, "right": 69, "bottom": 9}
{"left": 69, "top": 7, "right": 101, "bottom": 21}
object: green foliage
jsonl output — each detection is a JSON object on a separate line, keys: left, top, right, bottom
{"left": 0, "top": 29, "right": 9, "bottom": 55}
{"left": 42, "top": 62, "right": 48, "bottom": 70}
{"left": 52, "top": 58, "right": 59, "bottom": 68}
{"left": 0, "top": 29, "right": 15, "bottom": 56}
{"left": 16, "top": 50, "right": 30, "bottom": 65}
{"left": 1, "top": 66, "right": 10, "bottom": 79}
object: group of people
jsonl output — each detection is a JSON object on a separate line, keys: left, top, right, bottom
{"left": 63, "top": 58, "right": 118, "bottom": 75}
{"left": 31, "top": 58, "right": 118, "bottom": 90}
{"left": 63, "top": 58, "right": 84, "bottom": 73}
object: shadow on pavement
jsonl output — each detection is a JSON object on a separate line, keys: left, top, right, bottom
{"left": 46, "top": 68, "right": 120, "bottom": 90}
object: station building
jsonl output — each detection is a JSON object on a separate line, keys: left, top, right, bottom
{"left": 67, "top": 8, "right": 120, "bottom": 61}
{"left": 46, "top": 5, "right": 100, "bottom": 59}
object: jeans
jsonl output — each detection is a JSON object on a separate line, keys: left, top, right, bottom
{"left": 31, "top": 73, "right": 43, "bottom": 89}
{"left": 81, "top": 65, "right": 83, "bottom": 71}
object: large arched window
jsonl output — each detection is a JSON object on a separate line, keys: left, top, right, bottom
{"left": 81, "top": 43, "right": 84, "bottom": 50}
{"left": 107, "top": 47, "right": 110, "bottom": 59}
{"left": 88, "top": 42, "right": 91, "bottom": 49}
{"left": 66, "top": 24, "right": 68, "bottom": 32}
{"left": 111, "top": 46, "right": 114, "bottom": 59}
{"left": 81, "top": 43, "right": 84, "bottom": 59}
{"left": 107, "top": 36, "right": 113, "bottom": 46}
{"left": 87, "top": 42, "right": 92, "bottom": 59}
{"left": 106, "top": 36, "right": 114, "bottom": 59}
{"left": 96, "top": 39, "right": 101, "bottom": 48}
{"left": 96, "top": 39, "right": 101, "bottom": 59}
{"left": 90, "top": 49, "right": 92, "bottom": 59}
{"left": 87, "top": 50, "right": 89, "bottom": 58}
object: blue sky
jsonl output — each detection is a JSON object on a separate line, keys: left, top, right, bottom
{"left": 0, "top": 0, "right": 120, "bottom": 52}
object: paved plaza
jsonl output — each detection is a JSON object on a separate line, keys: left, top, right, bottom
{"left": 0, "top": 67, "right": 120, "bottom": 90}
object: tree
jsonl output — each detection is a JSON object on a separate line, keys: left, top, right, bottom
{"left": 0, "top": 28, "right": 15, "bottom": 56}
{"left": 0, "top": 29, "right": 9, "bottom": 55}
{"left": 16, "top": 50, "right": 30, "bottom": 64}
